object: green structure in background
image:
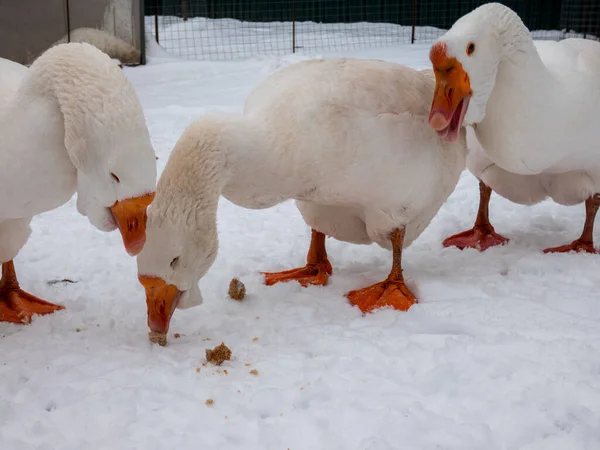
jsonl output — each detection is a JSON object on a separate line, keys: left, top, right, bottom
{"left": 146, "top": 0, "right": 598, "bottom": 38}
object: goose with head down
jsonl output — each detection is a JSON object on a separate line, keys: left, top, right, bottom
{"left": 428, "top": 2, "right": 600, "bottom": 253}
{"left": 136, "top": 58, "right": 467, "bottom": 340}
{"left": 0, "top": 43, "right": 156, "bottom": 324}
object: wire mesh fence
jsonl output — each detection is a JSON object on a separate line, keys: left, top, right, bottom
{"left": 144, "top": 0, "right": 600, "bottom": 61}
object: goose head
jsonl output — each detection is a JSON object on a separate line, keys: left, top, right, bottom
{"left": 134, "top": 119, "right": 226, "bottom": 335}
{"left": 136, "top": 199, "right": 218, "bottom": 335}
{"left": 428, "top": 3, "right": 511, "bottom": 141}
{"left": 74, "top": 129, "right": 157, "bottom": 256}
{"left": 133, "top": 125, "right": 223, "bottom": 336}
{"left": 50, "top": 43, "right": 159, "bottom": 256}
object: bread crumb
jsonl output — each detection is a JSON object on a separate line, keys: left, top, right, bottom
{"left": 196, "top": 367, "right": 201, "bottom": 373}
{"left": 250, "top": 369, "right": 259, "bottom": 376}
{"left": 223, "top": 369, "right": 228, "bottom": 375}
{"left": 205, "top": 342, "right": 232, "bottom": 365}
{"left": 228, "top": 278, "right": 246, "bottom": 300}
{"left": 205, "top": 399, "right": 214, "bottom": 405}
{"left": 174, "top": 333, "right": 181, "bottom": 339}
{"left": 148, "top": 331, "right": 167, "bottom": 346}
{"left": 245, "top": 363, "right": 251, "bottom": 366}
{"left": 252, "top": 337, "right": 259, "bottom": 342}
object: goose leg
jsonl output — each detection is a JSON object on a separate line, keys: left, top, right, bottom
{"left": 346, "top": 227, "right": 417, "bottom": 313}
{"left": 263, "top": 229, "right": 332, "bottom": 287}
{"left": 443, "top": 180, "right": 509, "bottom": 251}
{"left": 544, "top": 195, "right": 600, "bottom": 254}
{"left": 0, "top": 261, "right": 64, "bottom": 324}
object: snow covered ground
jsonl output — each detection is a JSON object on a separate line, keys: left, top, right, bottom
{"left": 144, "top": 15, "right": 595, "bottom": 60}
{"left": 2, "top": 23, "right": 600, "bottom": 450}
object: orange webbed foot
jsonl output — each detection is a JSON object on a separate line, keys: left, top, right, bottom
{"left": 0, "top": 289, "right": 65, "bottom": 324}
{"left": 263, "top": 260, "right": 332, "bottom": 287}
{"left": 543, "top": 240, "right": 597, "bottom": 254}
{"left": 346, "top": 280, "right": 416, "bottom": 314}
{"left": 442, "top": 227, "right": 509, "bottom": 251}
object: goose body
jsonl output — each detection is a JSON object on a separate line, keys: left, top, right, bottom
{"left": 472, "top": 38, "right": 600, "bottom": 178}
{"left": 0, "top": 58, "right": 28, "bottom": 101}
{"left": 52, "top": 28, "right": 141, "bottom": 66}
{"left": 224, "top": 59, "right": 464, "bottom": 247}
{"left": 1, "top": 60, "right": 76, "bottom": 221}
{"left": 137, "top": 58, "right": 467, "bottom": 337}
{"left": 0, "top": 43, "right": 156, "bottom": 324}
{"left": 427, "top": 3, "right": 600, "bottom": 252}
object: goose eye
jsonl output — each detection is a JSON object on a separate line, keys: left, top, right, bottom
{"left": 110, "top": 172, "right": 120, "bottom": 183}
{"left": 466, "top": 42, "right": 476, "bottom": 56}
{"left": 170, "top": 257, "right": 180, "bottom": 269}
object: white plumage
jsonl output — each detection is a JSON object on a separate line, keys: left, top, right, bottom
{"left": 136, "top": 58, "right": 467, "bottom": 336}
{"left": 52, "top": 28, "right": 141, "bottom": 66}
{"left": 0, "top": 43, "right": 156, "bottom": 324}
{"left": 428, "top": 3, "right": 600, "bottom": 253}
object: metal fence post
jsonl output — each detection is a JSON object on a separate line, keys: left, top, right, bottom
{"left": 140, "top": 0, "right": 147, "bottom": 65}
{"left": 411, "top": 0, "right": 418, "bottom": 44}
{"left": 182, "top": 0, "right": 188, "bottom": 21}
{"left": 292, "top": 0, "right": 296, "bottom": 53}
{"left": 154, "top": 0, "right": 160, "bottom": 43}
{"left": 66, "top": 0, "right": 71, "bottom": 43}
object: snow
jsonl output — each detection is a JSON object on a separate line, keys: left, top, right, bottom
{"left": 2, "top": 19, "right": 600, "bottom": 450}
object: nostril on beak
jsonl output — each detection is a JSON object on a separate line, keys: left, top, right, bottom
{"left": 128, "top": 217, "right": 139, "bottom": 232}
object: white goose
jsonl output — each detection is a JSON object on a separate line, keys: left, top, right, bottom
{"left": 52, "top": 28, "right": 141, "bottom": 66}
{"left": 0, "top": 43, "right": 156, "bottom": 324}
{"left": 428, "top": 2, "right": 600, "bottom": 253}
{"left": 136, "top": 58, "right": 467, "bottom": 337}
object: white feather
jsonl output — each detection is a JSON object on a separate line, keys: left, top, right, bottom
{"left": 137, "top": 58, "right": 468, "bottom": 309}
{"left": 437, "top": 2, "right": 600, "bottom": 207}
{"left": 52, "top": 28, "right": 141, "bottom": 65}
{"left": 0, "top": 43, "right": 156, "bottom": 263}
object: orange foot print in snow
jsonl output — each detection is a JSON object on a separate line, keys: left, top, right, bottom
{"left": 263, "top": 229, "right": 333, "bottom": 287}
{"left": 0, "top": 261, "right": 64, "bottom": 324}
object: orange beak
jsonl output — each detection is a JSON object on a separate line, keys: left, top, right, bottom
{"left": 109, "top": 192, "right": 155, "bottom": 256}
{"left": 139, "top": 275, "right": 182, "bottom": 335}
{"left": 429, "top": 43, "right": 472, "bottom": 142}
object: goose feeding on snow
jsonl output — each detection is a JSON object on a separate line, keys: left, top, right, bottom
{"left": 137, "top": 57, "right": 467, "bottom": 337}
{"left": 0, "top": 43, "right": 156, "bottom": 324}
{"left": 428, "top": 2, "right": 600, "bottom": 253}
